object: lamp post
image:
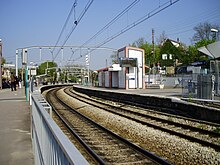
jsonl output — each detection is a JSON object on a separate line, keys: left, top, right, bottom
{"left": 210, "top": 28, "right": 219, "bottom": 97}
{"left": 211, "top": 28, "right": 219, "bottom": 41}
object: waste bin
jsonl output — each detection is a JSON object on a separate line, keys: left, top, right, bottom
{"left": 188, "top": 80, "right": 195, "bottom": 93}
{"left": 197, "top": 75, "right": 212, "bottom": 99}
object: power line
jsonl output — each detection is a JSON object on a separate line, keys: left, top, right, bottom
{"left": 155, "top": 7, "right": 220, "bottom": 38}
{"left": 53, "top": 0, "right": 95, "bottom": 61}
{"left": 70, "top": 0, "right": 140, "bottom": 60}
{"left": 68, "top": 0, "right": 140, "bottom": 61}
{"left": 75, "top": 0, "right": 180, "bottom": 61}
{"left": 52, "top": 0, "right": 77, "bottom": 53}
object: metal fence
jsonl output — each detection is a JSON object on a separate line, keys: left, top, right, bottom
{"left": 30, "top": 80, "right": 89, "bottom": 165}
{"left": 178, "top": 73, "right": 218, "bottom": 100}
{"left": 146, "top": 73, "right": 219, "bottom": 100}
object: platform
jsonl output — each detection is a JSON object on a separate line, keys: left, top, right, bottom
{"left": 0, "top": 88, "right": 34, "bottom": 165}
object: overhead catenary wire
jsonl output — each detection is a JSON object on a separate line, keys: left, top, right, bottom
{"left": 68, "top": 0, "right": 141, "bottom": 62}
{"left": 154, "top": 7, "right": 220, "bottom": 39}
{"left": 74, "top": 0, "right": 180, "bottom": 61}
{"left": 53, "top": 0, "right": 95, "bottom": 61}
{"left": 52, "top": 0, "right": 78, "bottom": 54}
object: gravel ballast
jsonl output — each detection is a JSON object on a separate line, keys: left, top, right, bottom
{"left": 56, "top": 89, "right": 220, "bottom": 165}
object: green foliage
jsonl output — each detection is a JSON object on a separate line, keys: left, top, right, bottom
{"left": 68, "top": 74, "right": 77, "bottom": 83}
{"left": 126, "top": 22, "right": 219, "bottom": 70}
{"left": 140, "top": 42, "right": 152, "bottom": 66}
{"left": 160, "top": 40, "right": 179, "bottom": 67}
{"left": 1, "top": 57, "right": 6, "bottom": 65}
{"left": 140, "top": 42, "right": 160, "bottom": 68}
{"left": 187, "top": 45, "right": 198, "bottom": 63}
{"left": 195, "top": 39, "right": 215, "bottom": 48}
{"left": 37, "top": 61, "right": 58, "bottom": 76}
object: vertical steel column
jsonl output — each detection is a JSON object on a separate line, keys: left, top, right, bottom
{"left": 22, "top": 48, "right": 29, "bottom": 102}
{"left": 152, "top": 29, "right": 156, "bottom": 84}
{"left": 39, "top": 48, "right": 42, "bottom": 61}
{"left": 61, "top": 48, "right": 64, "bottom": 67}
{"left": 16, "top": 50, "right": 18, "bottom": 77}
{"left": 25, "top": 64, "right": 29, "bottom": 102}
{"left": 0, "top": 40, "right": 2, "bottom": 89}
{"left": 88, "top": 49, "right": 90, "bottom": 85}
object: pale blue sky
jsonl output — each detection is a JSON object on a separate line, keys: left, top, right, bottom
{"left": 1, "top": 0, "right": 220, "bottom": 70}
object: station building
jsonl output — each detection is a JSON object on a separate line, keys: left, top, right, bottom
{"left": 97, "top": 46, "right": 145, "bottom": 89}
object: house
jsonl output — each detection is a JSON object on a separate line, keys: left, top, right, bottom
{"left": 161, "top": 38, "right": 181, "bottom": 61}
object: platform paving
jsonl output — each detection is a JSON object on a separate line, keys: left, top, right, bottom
{"left": 81, "top": 85, "right": 184, "bottom": 98}
{"left": 0, "top": 88, "right": 34, "bottom": 165}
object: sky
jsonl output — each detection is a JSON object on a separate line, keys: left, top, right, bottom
{"left": 0, "top": 0, "right": 220, "bottom": 70}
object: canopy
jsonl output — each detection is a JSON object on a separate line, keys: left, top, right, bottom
{"left": 197, "top": 41, "right": 220, "bottom": 59}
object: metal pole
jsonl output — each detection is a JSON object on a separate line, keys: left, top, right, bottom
{"left": 22, "top": 48, "right": 29, "bottom": 102}
{"left": 39, "top": 48, "right": 42, "bottom": 61}
{"left": 216, "top": 60, "right": 219, "bottom": 95}
{"left": 0, "top": 40, "right": 2, "bottom": 89}
{"left": 61, "top": 48, "right": 64, "bottom": 67}
{"left": 88, "top": 49, "right": 90, "bottom": 85}
{"left": 25, "top": 64, "right": 29, "bottom": 102}
{"left": 152, "top": 29, "right": 156, "bottom": 84}
{"left": 16, "top": 50, "right": 18, "bottom": 77}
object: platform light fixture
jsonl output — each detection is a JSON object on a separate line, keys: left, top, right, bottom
{"left": 211, "top": 28, "right": 219, "bottom": 41}
{"left": 211, "top": 28, "right": 219, "bottom": 33}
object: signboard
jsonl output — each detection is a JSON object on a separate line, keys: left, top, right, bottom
{"left": 3, "top": 64, "right": 15, "bottom": 68}
{"left": 28, "top": 69, "right": 37, "bottom": 76}
{"left": 22, "top": 49, "right": 27, "bottom": 65}
{"left": 120, "top": 58, "right": 137, "bottom": 67}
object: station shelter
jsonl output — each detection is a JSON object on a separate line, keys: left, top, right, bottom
{"left": 97, "top": 46, "right": 145, "bottom": 89}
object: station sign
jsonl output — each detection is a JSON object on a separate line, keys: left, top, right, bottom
{"left": 119, "top": 58, "right": 137, "bottom": 67}
{"left": 3, "top": 64, "right": 15, "bottom": 68}
{"left": 22, "top": 49, "right": 27, "bottom": 65}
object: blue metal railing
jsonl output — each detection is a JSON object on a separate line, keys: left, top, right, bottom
{"left": 30, "top": 78, "right": 89, "bottom": 165}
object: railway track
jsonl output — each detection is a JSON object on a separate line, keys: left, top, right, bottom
{"left": 64, "top": 87, "right": 220, "bottom": 151}
{"left": 46, "top": 87, "right": 170, "bottom": 164}
{"left": 182, "top": 98, "right": 220, "bottom": 109}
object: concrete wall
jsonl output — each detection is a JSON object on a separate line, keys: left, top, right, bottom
{"left": 73, "top": 85, "right": 220, "bottom": 124}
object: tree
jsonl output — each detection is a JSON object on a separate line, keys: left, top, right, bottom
{"left": 195, "top": 39, "right": 215, "bottom": 48}
{"left": 139, "top": 42, "right": 152, "bottom": 67}
{"left": 1, "top": 57, "right": 6, "bottom": 65}
{"left": 110, "top": 51, "right": 118, "bottom": 64}
{"left": 157, "top": 31, "right": 167, "bottom": 45}
{"left": 131, "top": 38, "right": 145, "bottom": 48}
{"left": 37, "top": 61, "right": 57, "bottom": 76}
{"left": 192, "top": 22, "right": 220, "bottom": 42}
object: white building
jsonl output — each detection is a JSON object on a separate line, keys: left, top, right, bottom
{"left": 97, "top": 46, "right": 145, "bottom": 89}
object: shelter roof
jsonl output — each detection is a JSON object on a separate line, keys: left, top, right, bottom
{"left": 197, "top": 41, "right": 220, "bottom": 59}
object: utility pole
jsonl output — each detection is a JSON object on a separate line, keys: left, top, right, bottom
{"left": 0, "top": 39, "right": 2, "bottom": 89}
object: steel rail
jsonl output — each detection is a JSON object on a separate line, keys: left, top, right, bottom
{"left": 46, "top": 88, "right": 106, "bottom": 164}
{"left": 47, "top": 88, "right": 171, "bottom": 165}
{"left": 66, "top": 87, "right": 220, "bottom": 151}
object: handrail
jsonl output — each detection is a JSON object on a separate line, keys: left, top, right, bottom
{"left": 30, "top": 79, "right": 89, "bottom": 165}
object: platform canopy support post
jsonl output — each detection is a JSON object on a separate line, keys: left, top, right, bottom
{"left": 22, "top": 48, "right": 29, "bottom": 102}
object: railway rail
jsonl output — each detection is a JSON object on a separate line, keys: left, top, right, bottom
{"left": 45, "top": 87, "right": 170, "bottom": 164}
{"left": 182, "top": 98, "right": 220, "bottom": 109}
{"left": 64, "top": 87, "right": 220, "bottom": 151}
